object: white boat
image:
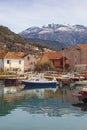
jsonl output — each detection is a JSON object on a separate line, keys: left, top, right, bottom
{"left": 22, "top": 73, "right": 58, "bottom": 89}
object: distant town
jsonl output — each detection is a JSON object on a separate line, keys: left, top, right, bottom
{"left": 0, "top": 43, "right": 87, "bottom": 74}
{"left": 0, "top": 25, "right": 87, "bottom": 75}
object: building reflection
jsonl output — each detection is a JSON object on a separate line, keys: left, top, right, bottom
{"left": 0, "top": 87, "right": 87, "bottom": 117}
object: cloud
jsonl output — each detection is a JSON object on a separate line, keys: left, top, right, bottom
{"left": 0, "top": 0, "right": 87, "bottom": 33}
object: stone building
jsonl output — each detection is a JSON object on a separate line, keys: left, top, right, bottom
{"left": 24, "top": 54, "right": 41, "bottom": 72}
{"left": 64, "top": 44, "right": 87, "bottom": 72}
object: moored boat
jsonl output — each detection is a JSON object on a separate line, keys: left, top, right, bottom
{"left": 22, "top": 73, "right": 58, "bottom": 89}
{"left": 72, "top": 87, "right": 87, "bottom": 103}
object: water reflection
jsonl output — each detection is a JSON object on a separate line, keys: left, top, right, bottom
{"left": 0, "top": 87, "right": 87, "bottom": 117}
{"left": 72, "top": 103, "right": 87, "bottom": 111}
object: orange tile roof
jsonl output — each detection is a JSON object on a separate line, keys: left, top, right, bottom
{"left": 40, "top": 55, "right": 49, "bottom": 62}
{"left": 40, "top": 51, "right": 63, "bottom": 62}
{"left": 77, "top": 44, "right": 87, "bottom": 50}
{"left": 4, "top": 52, "right": 25, "bottom": 59}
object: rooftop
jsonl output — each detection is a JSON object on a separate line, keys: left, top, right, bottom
{"left": 40, "top": 51, "right": 63, "bottom": 62}
{"left": 77, "top": 44, "right": 87, "bottom": 50}
{"left": 4, "top": 52, "right": 25, "bottom": 59}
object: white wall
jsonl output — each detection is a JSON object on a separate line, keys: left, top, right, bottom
{"left": 0, "top": 59, "right": 4, "bottom": 71}
{"left": 4, "top": 59, "right": 24, "bottom": 72}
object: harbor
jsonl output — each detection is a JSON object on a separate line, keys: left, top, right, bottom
{"left": 0, "top": 82, "right": 87, "bottom": 130}
{"left": 0, "top": 71, "right": 87, "bottom": 95}
{"left": 1, "top": 0, "right": 87, "bottom": 129}
{"left": 0, "top": 71, "right": 87, "bottom": 130}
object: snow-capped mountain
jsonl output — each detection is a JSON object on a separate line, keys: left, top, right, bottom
{"left": 19, "top": 24, "right": 87, "bottom": 48}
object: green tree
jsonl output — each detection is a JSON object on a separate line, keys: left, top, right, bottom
{"left": 35, "top": 61, "right": 55, "bottom": 72}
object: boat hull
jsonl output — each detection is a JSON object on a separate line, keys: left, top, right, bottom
{"left": 22, "top": 81, "right": 57, "bottom": 89}
{"left": 72, "top": 93, "right": 87, "bottom": 103}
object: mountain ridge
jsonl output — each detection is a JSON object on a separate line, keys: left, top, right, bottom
{"left": 19, "top": 24, "right": 87, "bottom": 49}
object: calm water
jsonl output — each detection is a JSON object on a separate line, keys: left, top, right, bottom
{"left": 0, "top": 86, "right": 87, "bottom": 130}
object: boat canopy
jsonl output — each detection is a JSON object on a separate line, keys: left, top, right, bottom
{"left": 81, "top": 87, "right": 87, "bottom": 92}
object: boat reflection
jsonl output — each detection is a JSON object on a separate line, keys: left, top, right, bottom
{"left": 72, "top": 102, "right": 87, "bottom": 111}
{"left": 0, "top": 87, "right": 86, "bottom": 117}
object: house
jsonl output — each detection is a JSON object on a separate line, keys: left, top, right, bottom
{"left": 40, "top": 51, "right": 68, "bottom": 70}
{"left": 30, "top": 45, "right": 39, "bottom": 51}
{"left": 0, "top": 49, "right": 42, "bottom": 72}
{"left": 24, "top": 54, "right": 41, "bottom": 72}
{"left": 64, "top": 44, "right": 87, "bottom": 72}
{"left": 4, "top": 52, "right": 25, "bottom": 72}
{"left": 3, "top": 52, "right": 25, "bottom": 72}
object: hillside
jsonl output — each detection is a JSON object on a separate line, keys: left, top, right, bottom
{"left": 19, "top": 24, "right": 87, "bottom": 49}
{"left": 27, "top": 38, "right": 65, "bottom": 50}
{"left": 0, "top": 25, "right": 28, "bottom": 51}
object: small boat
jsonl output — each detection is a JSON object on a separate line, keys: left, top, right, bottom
{"left": 22, "top": 73, "right": 58, "bottom": 89}
{"left": 72, "top": 87, "right": 87, "bottom": 103}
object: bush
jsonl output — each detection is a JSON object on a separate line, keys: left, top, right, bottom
{"left": 35, "top": 61, "right": 55, "bottom": 72}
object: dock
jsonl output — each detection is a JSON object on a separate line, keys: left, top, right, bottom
{"left": 44, "top": 73, "right": 86, "bottom": 87}
{"left": 0, "top": 72, "right": 86, "bottom": 90}
{"left": 70, "top": 80, "right": 87, "bottom": 88}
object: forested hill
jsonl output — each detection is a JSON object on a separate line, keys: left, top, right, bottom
{"left": 0, "top": 25, "right": 28, "bottom": 50}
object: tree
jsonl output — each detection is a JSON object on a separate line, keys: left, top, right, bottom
{"left": 65, "top": 63, "right": 70, "bottom": 72}
{"left": 35, "top": 61, "right": 55, "bottom": 72}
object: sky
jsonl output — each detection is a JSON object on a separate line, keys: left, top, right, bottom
{"left": 0, "top": 0, "right": 87, "bottom": 33}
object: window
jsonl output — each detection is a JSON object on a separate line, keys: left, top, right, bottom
{"left": 27, "top": 56, "right": 30, "bottom": 60}
{"left": 19, "top": 60, "right": 22, "bottom": 64}
{"left": 7, "top": 60, "right": 10, "bottom": 64}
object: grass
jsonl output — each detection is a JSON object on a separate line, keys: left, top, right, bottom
{"left": 0, "top": 72, "right": 16, "bottom": 75}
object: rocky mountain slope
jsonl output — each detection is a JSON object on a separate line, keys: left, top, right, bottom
{"left": 19, "top": 24, "right": 87, "bottom": 48}
{"left": 26, "top": 38, "right": 65, "bottom": 50}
